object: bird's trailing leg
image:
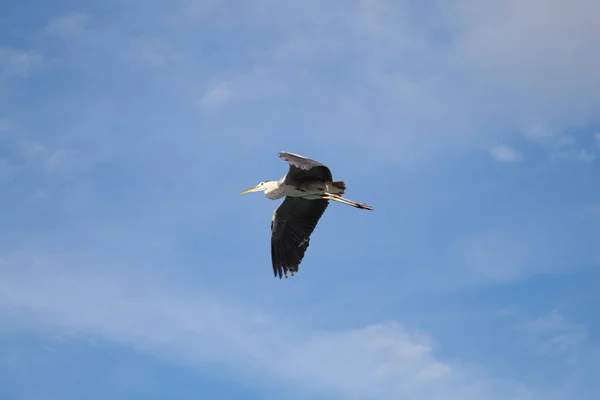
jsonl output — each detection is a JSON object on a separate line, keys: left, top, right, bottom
{"left": 323, "top": 193, "right": 373, "bottom": 210}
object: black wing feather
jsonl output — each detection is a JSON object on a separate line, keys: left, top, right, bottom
{"left": 279, "top": 152, "right": 333, "bottom": 183}
{"left": 271, "top": 197, "right": 329, "bottom": 278}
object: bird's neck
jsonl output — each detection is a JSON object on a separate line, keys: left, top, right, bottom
{"left": 264, "top": 180, "right": 284, "bottom": 199}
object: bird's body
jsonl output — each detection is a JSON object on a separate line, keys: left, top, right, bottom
{"left": 241, "top": 152, "right": 372, "bottom": 279}
{"left": 261, "top": 178, "right": 346, "bottom": 200}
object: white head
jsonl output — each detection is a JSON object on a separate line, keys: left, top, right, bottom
{"left": 240, "top": 180, "right": 283, "bottom": 199}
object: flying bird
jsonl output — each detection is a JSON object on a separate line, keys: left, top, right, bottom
{"left": 241, "top": 151, "right": 373, "bottom": 279}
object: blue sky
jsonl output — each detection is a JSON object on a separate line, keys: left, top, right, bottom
{"left": 1, "top": 0, "right": 599, "bottom": 399}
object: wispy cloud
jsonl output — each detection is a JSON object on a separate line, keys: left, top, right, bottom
{"left": 0, "top": 254, "right": 526, "bottom": 400}
{"left": 575, "top": 149, "right": 596, "bottom": 162}
{"left": 489, "top": 145, "right": 522, "bottom": 163}
{"left": 521, "top": 122, "right": 598, "bottom": 162}
{"left": 517, "top": 311, "right": 588, "bottom": 363}
{"left": 200, "top": 81, "right": 234, "bottom": 109}
{"left": 0, "top": 47, "right": 42, "bottom": 80}
{"left": 450, "top": 0, "right": 600, "bottom": 122}
{"left": 28, "top": 0, "right": 600, "bottom": 167}
{"left": 284, "top": 0, "right": 598, "bottom": 160}
{"left": 44, "top": 12, "right": 90, "bottom": 37}
{"left": 2, "top": 133, "right": 67, "bottom": 177}
{"left": 2, "top": 1, "right": 599, "bottom": 399}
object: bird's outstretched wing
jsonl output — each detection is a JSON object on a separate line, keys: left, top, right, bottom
{"left": 279, "top": 151, "right": 333, "bottom": 182}
{"left": 270, "top": 196, "right": 329, "bottom": 278}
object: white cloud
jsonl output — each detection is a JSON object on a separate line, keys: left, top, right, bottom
{"left": 135, "top": 39, "right": 184, "bottom": 67}
{"left": 575, "top": 149, "right": 596, "bottom": 162}
{"left": 520, "top": 122, "right": 597, "bottom": 162}
{"left": 0, "top": 131, "right": 69, "bottom": 181}
{"left": 1, "top": 4, "right": 598, "bottom": 398}
{"left": 522, "top": 123, "right": 562, "bottom": 143}
{"left": 11, "top": 1, "right": 597, "bottom": 170}
{"left": 0, "top": 47, "right": 42, "bottom": 80}
{"left": 44, "top": 12, "right": 90, "bottom": 37}
{"left": 46, "top": 149, "right": 66, "bottom": 171}
{"left": 15, "top": 139, "right": 67, "bottom": 173}
{"left": 458, "top": 231, "right": 548, "bottom": 283}
{"left": 0, "top": 254, "right": 527, "bottom": 400}
{"left": 183, "top": 0, "right": 600, "bottom": 164}
{"left": 489, "top": 145, "right": 522, "bottom": 163}
{"left": 517, "top": 311, "right": 587, "bottom": 363}
{"left": 199, "top": 81, "right": 234, "bottom": 109}
{"left": 449, "top": 0, "right": 600, "bottom": 117}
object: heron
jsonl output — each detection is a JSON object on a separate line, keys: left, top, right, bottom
{"left": 241, "top": 151, "right": 373, "bottom": 279}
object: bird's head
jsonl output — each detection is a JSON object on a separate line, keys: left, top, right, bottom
{"left": 240, "top": 181, "right": 271, "bottom": 195}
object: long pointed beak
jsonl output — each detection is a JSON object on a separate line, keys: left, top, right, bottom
{"left": 240, "top": 185, "right": 261, "bottom": 195}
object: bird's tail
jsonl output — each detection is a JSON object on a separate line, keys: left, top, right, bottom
{"left": 331, "top": 181, "right": 346, "bottom": 193}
